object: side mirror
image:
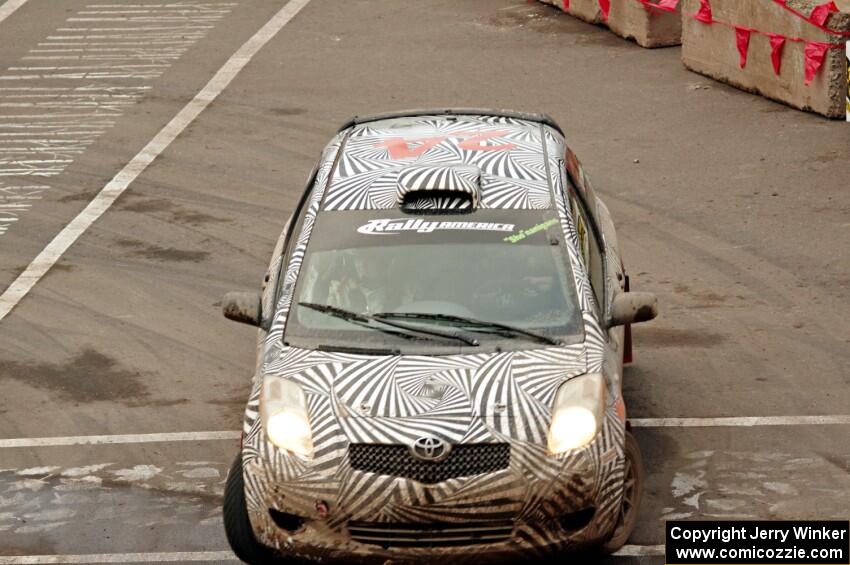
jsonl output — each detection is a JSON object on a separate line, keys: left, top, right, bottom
{"left": 222, "top": 291, "right": 263, "bottom": 327}
{"left": 608, "top": 292, "right": 658, "bottom": 328}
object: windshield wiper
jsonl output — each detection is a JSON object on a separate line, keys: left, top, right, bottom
{"left": 297, "top": 303, "right": 479, "bottom": 347}
{"left": 316, "top": 344, "right": 401, "bottom": 356}
{"left": 298, "top": 302, "right": 369, "bottom": 323}
{"left": 373, "top": 312, "right": 562, "bottom": 346}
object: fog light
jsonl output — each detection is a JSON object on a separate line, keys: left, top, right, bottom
{"left": 269, "top": 508, "right": 305, "bottom": 532}
{"left": 559, "top": 507, "right": 596, "bottom": 533}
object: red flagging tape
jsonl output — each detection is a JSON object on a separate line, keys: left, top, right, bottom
{"left": 767, "top": 33, "right": 787, "bottom": 75}
{"left": 735, "top": 27, "right": 753, "bottom": 68}
{"left": 599, "top": 0, "right": 610, "bottom": 20}
{"left": 809, "top": 1, "right": 838, "bottom": 26}
{"left": 694, "top": 0, "right": 713, "bottom": 23}
{"left": 634, "top": 0, "right": 681, "bottom": 12}
{"left": 688, "top": 1, "right": 845, "bottom": 86}
{"left": 575, "top": 0, "right": 848, "bottom": 35}
{"left": 803, "top": 41, "right": 831, "bottom": 83}
{"left": 771, "top": 0, "right": 850, "bottom": 36}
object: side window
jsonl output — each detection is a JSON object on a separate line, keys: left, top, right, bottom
{"left": 569, "top": 192, "right": 590, "bottom": 269}
{"left": 568, "top": 182, "right": 605, "bottom": 314}
{"left": 273, "top": 170, "right": 319, "bottom": 309}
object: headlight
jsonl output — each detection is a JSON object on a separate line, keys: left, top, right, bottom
{"left": 262, "top": 376, "right": 313, "bottom": 457}
{"left": 547, "top": 373, "right": 607, "bottom": 454}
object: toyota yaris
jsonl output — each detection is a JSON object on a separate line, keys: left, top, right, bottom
{"left": 221, "top": 109, "right": 658, "bottom": 564}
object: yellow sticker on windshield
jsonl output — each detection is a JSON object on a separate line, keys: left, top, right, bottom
{"left": 503, "top": 218, "right": 559, "bottom": 243}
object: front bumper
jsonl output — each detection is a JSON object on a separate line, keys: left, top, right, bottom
{"left": 242, "top": 408, "right": 627, "bottom": 564}
{"left": 248, "top": 512, "right": 609, "bottom": 564}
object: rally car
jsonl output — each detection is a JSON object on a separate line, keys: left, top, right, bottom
{"left": 221, "top": 109, "right": 658, "bottom": 564}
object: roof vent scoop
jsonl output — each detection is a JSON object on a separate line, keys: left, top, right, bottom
{"left": 396, "top": 163, "right": 481, "bottom": 212}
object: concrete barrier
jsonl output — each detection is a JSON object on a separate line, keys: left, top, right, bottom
{"left": 539, "top": 0, "right": 682, "bottom": 48}
{"left": 681, "top": 0, "right": 850, "bottom": 118}
{"left": 539, "top": 0, "right": 604, "bottom": 25}
{"left": 607, "top": 1, "right": 682, "bottom": 47}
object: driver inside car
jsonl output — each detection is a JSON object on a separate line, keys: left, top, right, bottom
{"left": 327, "top": 252, "right": 388, "bottom": 314}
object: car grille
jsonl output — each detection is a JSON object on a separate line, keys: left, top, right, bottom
{"left": 348, "top": 443, "right": 510, "bottom": 484}
{"left": 348, "top": 520, "right": 514, "bottom": 548}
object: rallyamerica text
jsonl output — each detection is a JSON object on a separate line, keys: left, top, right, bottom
{"left": 669, "top": 525, "right": 848, "bottom": 545}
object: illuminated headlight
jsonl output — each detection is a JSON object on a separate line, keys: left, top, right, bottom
{"left": 547, "top": 373, "right": 607, "bottom": 454}
{"left": 261, "top": 376, "right": 313, "bottom": 457}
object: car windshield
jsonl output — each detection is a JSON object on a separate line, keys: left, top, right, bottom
{"left": 283, "top": 209, "right": 584, "bottom": 354}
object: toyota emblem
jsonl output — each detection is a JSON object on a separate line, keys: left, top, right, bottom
{"left": 410, "top": 436, "right": 451, "bottom": 462}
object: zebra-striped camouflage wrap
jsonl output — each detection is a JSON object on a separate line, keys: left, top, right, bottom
{"left": 238, "top": 113, "right": 628, "bottom": 563}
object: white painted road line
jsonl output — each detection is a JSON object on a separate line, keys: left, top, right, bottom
{"left": 0, "top": 546, "right": 673, "bottom": 563}
{"left": 0, "top": 0, "right": 29, "bottom": 25}
{"left": 0, "top": 547, "right": 665, "bottom": 563}
{"left": 0, "top": 0, "right": 313, "bottom": 321}
{"left": 0, "top": 552, "right": 237, "bottom": 564}
{"left": 2, "top": 415, "right": 850, "bottom": 448}
{"left": 0, "top": 430, "right": 240, "bottom": 448}
{"left": 615, "top": 544, "right": 666, "bottom": 557}
{"left": 0, "top": 546, "right": 665, "bottom": 563}
{"left": 631, "top": 415, "right": 850, "bottom": 428}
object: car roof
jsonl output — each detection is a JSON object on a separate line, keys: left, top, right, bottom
{"left": 337, "top": 108, "right": 564, "bottom": 136}
{"left": 321, "top": 109, "right": 566, "bottom": 212}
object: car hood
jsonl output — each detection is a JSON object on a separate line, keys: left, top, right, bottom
{"left": 264, "top": 344, "right": 588, "bottom": 446}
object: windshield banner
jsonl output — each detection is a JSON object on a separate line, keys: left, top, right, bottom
{"left": 357, "top": 218, "right": 515, "bottom": 235}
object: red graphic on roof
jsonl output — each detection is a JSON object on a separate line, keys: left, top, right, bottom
{"left": 376, "top": 130, "right": 517, "bottom": 159}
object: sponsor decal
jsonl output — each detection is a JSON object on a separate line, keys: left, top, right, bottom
{"left": 503, "top": 218, "right": 560, "bottom": 243}
{"left": 357, "top": 218, "right": 515, "bottom": 235}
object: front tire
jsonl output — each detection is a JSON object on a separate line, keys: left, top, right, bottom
{"left": 223, "top": 453, "right": 276, "bottom": 564}
{"left": 601, "top": 431, "right": 644, "bottom": 553}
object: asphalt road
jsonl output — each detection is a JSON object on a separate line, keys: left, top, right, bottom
{"left": 0, "top": 0, "right": 849, "bottom": 563}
